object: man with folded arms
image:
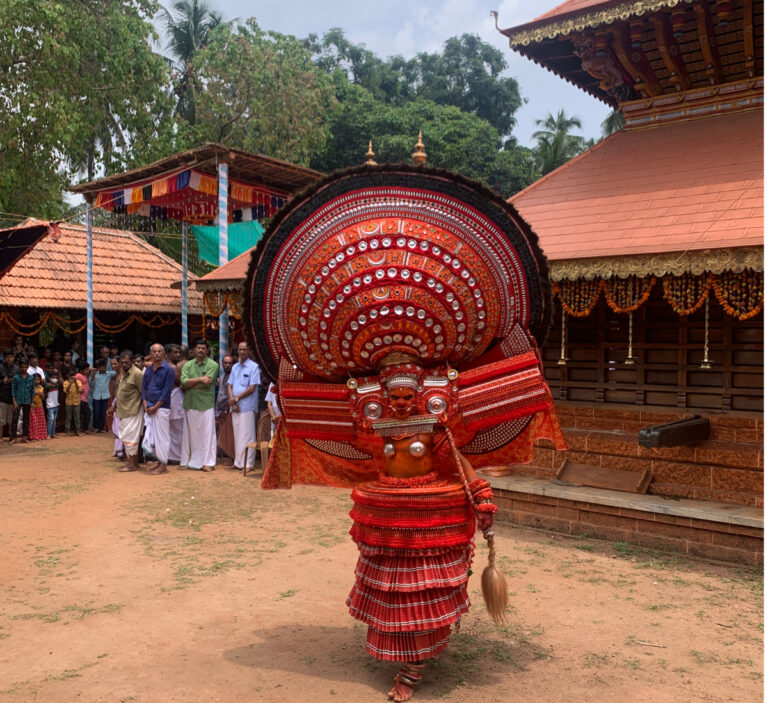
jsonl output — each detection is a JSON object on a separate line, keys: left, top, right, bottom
{"left": 141, "top": 343, "right": 175, "bottom": 475}
{"left": 116, "top": 351, "right": 144, "bottom": 472}
{"left": 180, "top": 339, "right": 219, "bottom": 471}
{"left": 227, "top": 342, "right": 260, "bottom": 473}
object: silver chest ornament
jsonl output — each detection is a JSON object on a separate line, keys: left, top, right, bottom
{"left": 409, "top": 441, "right": 426, "bottom": 458}
{"left": 382, "top": 440, "right": 427, "bottom": 458}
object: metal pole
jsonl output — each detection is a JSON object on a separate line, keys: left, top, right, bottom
{"left": 86, "top": 199, "right": 94, "bottom": 366}
{"left": 181, "top": 221, "right": 189, "bottom": 347}
{"left": 217, "top": 162, "right": 229, "bottom": 364}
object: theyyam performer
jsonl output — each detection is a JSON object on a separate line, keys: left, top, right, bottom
{"left": 244, "top": 142, "right": 566, "bottom": 701}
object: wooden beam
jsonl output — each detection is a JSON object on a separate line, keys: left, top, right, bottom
{"left": 694, "top": 3, "right": 724, "bottom": 85}
{"left": 652, "top": 14, "right": 691, "bottom": 90}
{"left": 743, "top": 0, "right": 756, "bottom": 77}
{"left": 611, "top": 25, "right": 663, "bottom": 97}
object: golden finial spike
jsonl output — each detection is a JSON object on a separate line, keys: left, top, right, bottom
{"left": 412, "top": 131, "right": 427, "bottom": 165}
{"left": 365, "top": 140, "right": 377, "bottom": 166}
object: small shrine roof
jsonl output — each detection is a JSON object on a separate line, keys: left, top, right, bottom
{"left": 0, "top": 220, "right": 202, "bottom": 312}
{"left": 194, "top": 248, "right": 253, "bottom": 291}
{"left": 510, "top": 109, "right": 763, "bottom": 278}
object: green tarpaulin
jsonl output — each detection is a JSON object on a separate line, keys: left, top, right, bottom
{"left": 191, "top": 221, "right": 265, "bottom": 265}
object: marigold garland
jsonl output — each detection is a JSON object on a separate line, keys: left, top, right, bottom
{"left": 661, "top": 272, "right": 712, "bottom": 315}
{"left": 603, "top": 275, "right": 656, "bottom": 314}
{"left": 554, "top": 278, "right": 603, "bottom": 317}
{"left": 711, "top": 269, "right": 764, "bottom": 321}
{"left": 1, "top": 310, "right": 184, "bottom": 337}
{"left": 203, "top": 291, "right": 228, "bottom": 318}
{"left": 227, "top": 290, "right": 243, "bottom": 319}
{"left": 203, "top": 290, "right": 242, "bottom": 320}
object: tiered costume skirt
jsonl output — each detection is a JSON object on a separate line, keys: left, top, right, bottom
{"left": 347, "top": 475, "right": 475, "bottom": 662}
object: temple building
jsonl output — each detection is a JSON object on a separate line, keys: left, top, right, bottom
{"left": 0, "top": 219, "right": 204, "bottom": 351}
{"left": 494, "top": 0, "right": 763, "bottom": 563}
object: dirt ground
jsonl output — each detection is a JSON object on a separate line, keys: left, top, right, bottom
{"left": 0, "top": 434, "right": 762, "bottom": 702}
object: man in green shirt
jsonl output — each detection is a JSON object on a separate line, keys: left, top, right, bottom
{"left": 180, "top": 339, "right": 219, "bottom": 471}
{"left": 116, "top": 351, "right": 145, "bottom": 472}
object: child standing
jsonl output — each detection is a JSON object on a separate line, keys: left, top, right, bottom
{"left": 10, "top": 358, "right": 34, "bottom": 443}
{"left": 91, "top": 358, "right": 113, "bottom": 432}
{"left": 75, "top": 361, "right": 91, "bottom": 433}
{"left": 62, "top": 370, "right": 82, "bottom": 436}
{"left": 28, "top": 374, "right": 47, "bottom": 441}
{"left": 45, "top": 371, "right": 61, "bottom": 438}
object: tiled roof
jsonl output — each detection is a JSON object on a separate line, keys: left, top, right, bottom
{"left": 195, "top": 248, "right": 252, "bottom": 290}
{"left": 0, "top": 220, "right": 202, "bottom": 313}
{"left": 511, "top": 110, "right": 764, "bottom": 262}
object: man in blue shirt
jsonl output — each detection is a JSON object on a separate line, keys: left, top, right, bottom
{"left": 141, "top": 343, "right": 175, "bottom": 475}
{"left": 227, "top": 341, "right": 261, "bottom": 473}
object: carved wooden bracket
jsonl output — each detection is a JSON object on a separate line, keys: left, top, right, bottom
{"left": 743, "top": 0, "right": 755, "bottom": 77}
{"left": 571, "top": 32, "right": 635, "bottom": 102}
{"left": 652, "top": 14, "right": 691, "bottom": 90}
{"left": 611, "top": 24, "right": 663, "bottom": 97}
{"left": 695, "top": 3, "right": 723, "bottom": 85}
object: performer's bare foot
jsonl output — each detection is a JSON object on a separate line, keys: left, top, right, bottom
{"left": 387, "top": 662, "right": 423, "bottom": 701}
{"left": 387, "top": 680, "right": 415, "bottom": 702}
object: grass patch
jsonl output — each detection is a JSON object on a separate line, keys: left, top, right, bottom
{"left": 11, "top": 602, "right": 122, "bottom": 624}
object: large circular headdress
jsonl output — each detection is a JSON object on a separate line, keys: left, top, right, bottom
{"left": 245, "top": 163, "right": 552, "bottom": 382}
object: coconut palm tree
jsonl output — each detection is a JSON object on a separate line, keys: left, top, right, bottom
{"left": 161, "top": 0, "right": 231, "bottom": 125}
{"left": 601, "top": 109, "right": 626, "bottom": 137}
{"left": 532, "top": 109, "right": 585, "bottom": 174}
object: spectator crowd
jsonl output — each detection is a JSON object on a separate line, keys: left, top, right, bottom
{"left": 0, "top": 334, "right": 280, "bottom": 476}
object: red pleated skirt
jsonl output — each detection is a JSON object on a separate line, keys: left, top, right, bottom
{"left": 28, "top": 405, "right": 47, "bottom": 440}
{"left": 348, "top": 477, "right": 475, "bottom": 662}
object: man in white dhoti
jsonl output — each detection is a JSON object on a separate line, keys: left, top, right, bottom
{"left": 165, "top": 344, "right": 184, "bottom": 463}
{"left": 227, "top": 342, "right": 260, "bottom": 473}
{"left": 116, "top": 351, "right": 144, "bottom": 472}
{"left": 141, "top": 343, "right": 175, "bottom": 475}
{"left": 180, "top": 339, "right": 219, "bottom": 471}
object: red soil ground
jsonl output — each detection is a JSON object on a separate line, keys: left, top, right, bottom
{"left": 0, "top": 434, "right": 762, "bottom": 702}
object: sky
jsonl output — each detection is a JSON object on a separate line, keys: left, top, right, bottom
{"left": 199, "top": 0, "right": 610, "bottom": 146}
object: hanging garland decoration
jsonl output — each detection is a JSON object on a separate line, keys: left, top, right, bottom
{"left": 1, "top": 310, "right": 181, "bottom": 337}
{"left": 227, "top": 290, "right": 242, "bottom": 319}
{"left": 0, "top": 311, "right": 54, "bottom": 334}
{"left": 661, "top": 272, "right": 712, "bottom": 315}
{"left": 203, "top": 290, "right": 229, "bottom": 318}
{"left": 51, "top": 313, "right": 87, "bottom": 336}
{"left": 603, "top": 274, "right": 656, "bottom": 314}
{"left": 202, "top": 290, "right": 243, "bottom": 320}
{"left": 554, "top": 278, "right": 603, "bottom": 317}
{"left": 712, "top": 269, "right": 764, "bottom": 321}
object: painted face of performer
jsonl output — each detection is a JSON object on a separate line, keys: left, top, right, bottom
{"left": 389, "top": 386, "right": 416, "bottom": 419}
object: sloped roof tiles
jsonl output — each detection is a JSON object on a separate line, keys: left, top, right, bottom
{"left": 511, "top": 110, "right": 764, "bottom": 261}
{"left": 0, "top": 220, "right": 202, "bottom": 313}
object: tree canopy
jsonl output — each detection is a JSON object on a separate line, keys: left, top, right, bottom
{"left": 0, "top": 2, "right": 600, "bottom": 226}
{"left": 0, "top": 0, "right": 173, "bottom": 222}
{"left": 188, "top": 20, "right": 336, "bottom": 166}
{"left": 305, "top": 30, "right": 522, "bottom": 138}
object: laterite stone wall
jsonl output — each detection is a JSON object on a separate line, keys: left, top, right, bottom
{"left": 518, "top": 402, "right": 763, "bottom": 508}
{"left": 494, "top": 488, "right": 763, "bottom": 565}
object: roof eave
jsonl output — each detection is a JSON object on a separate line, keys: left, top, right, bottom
{"left": 497, "top": 0, "right": 694, "bottom": 47}
{"left": 69, "top": 142, "right": 323, "bottom": 196}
